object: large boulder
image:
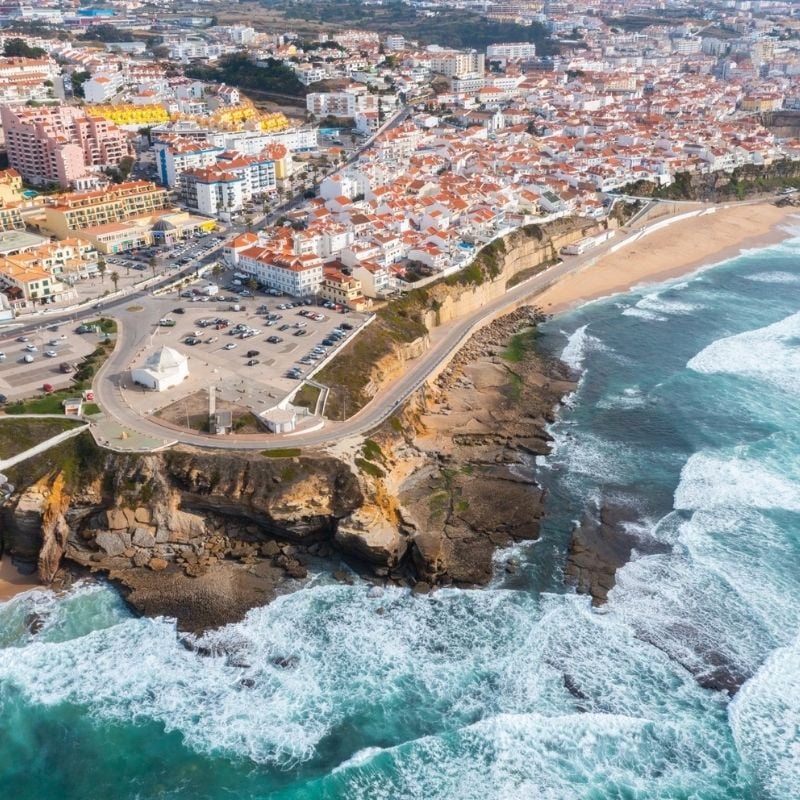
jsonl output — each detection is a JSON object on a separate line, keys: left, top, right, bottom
{"left": 132, "top": 527, "right": 156, "bottom": 548}
{"left": 96, "top": 530, "right": 126, "bottom": 557}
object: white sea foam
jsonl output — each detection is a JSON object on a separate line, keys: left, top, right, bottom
{"left": 560, "top": 324, "right": 589, "bottom": 370}
{"left": 687, "top": 310, "right": 800, "bottom": 395}
{"left": 743, "top": 270, "right": 800, "bottom": 285}
{"left": 730, "top": 633, "right": 800, "bottom": 799}
{"left": 620, "top": 307, "right": 668, "bottom": 322}
{"left": 633, "top": 292, "right": 704, "bottom": 317}
{"left": 596, "top": 386, "right": 648, "bottom": 410}
{"left": 674, "top": 450, "right": 800, "bottom": 513}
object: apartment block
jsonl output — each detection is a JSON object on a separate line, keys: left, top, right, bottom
{"left": 154, "top": 138, "right": 225, "bottom": 187}
{"left": 238, "top": 246, "right": 323, "bottom": 296}
{"left": 306, "top": 87, "right": 378, "bottom": 119}
{"left": 44, "top": 181, "right": 172, "bottom": 239}
{"left": 428, "top": 50, "right": 485, "bottom": 78}
{"left": 180, "top": 152, "right": 278, "bottom": 219}
{"left": 486, "top": 42, "right": 537, "bottom": 61}
{"left": 1, "top": 105, "right": 132, "bottom": 188}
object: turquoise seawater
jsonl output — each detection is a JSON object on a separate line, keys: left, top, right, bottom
{"left": 2, "top": 233, "right": 799, "bottom": 798}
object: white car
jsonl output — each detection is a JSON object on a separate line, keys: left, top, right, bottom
{"left": 44, "top": 350, "right": 58, "bottom": 358}
{"left": 0, "top": 351, "right": 6, "bottom": 361}
{"left": 224, "top": 342, "right": 237, "bottom": 350}
{"left": 23, "top": 354, "right": 34, "bottom": 363}
{"left": 24, "top": 343, "right": 37, "bottom": 352}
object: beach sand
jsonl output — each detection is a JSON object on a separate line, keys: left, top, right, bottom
{"left": 0, "top": 556, "right": 40, "bottom": 602}
{"left": 535, "top": 202, "right": 798, "bottom": 314}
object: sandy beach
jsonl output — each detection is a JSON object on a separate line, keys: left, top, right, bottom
{"left": 0, "top": 556, "right": 40, "bottom": 602}
{"left": 535, "top": 202, "right": 799, "bottom": 314}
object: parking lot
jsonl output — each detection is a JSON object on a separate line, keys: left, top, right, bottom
{"left": 0, "top": 323, "right": 100, "bottom": 403}
{"left": 122, "top": 284, "right": 371, "bottom": 420}
{"left": 104, "top": 231, "right": 224, "bottom": 275}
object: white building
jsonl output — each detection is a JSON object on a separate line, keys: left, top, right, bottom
{"left": 486, "top": 43, "right": 537, "bottom": 61}
{"left": 238, "top": 246, "right": 324, "bottom": 296}
{"left": 155, "top": 138, "right": 224, "bottom": 187}
{"left": 306, "top": 87, "right": 378, "bottom": 119}
{"left": 83, "top": 73, "right": 124, "bottom": 104}
{"left": 131, "top": 346, "right": 189, "bottom": 391}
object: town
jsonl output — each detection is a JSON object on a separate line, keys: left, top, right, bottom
{"left": 0, "top": 0, "right": 798, "bottom": 439}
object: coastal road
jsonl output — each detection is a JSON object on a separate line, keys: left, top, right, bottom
{"left": 89, "top": 216, "right": 657, "bottom": 451}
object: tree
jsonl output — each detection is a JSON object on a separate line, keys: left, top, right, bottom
{"left": 71, "top": 70, "right": 90, "bottom": 98}
{"left": 244, "top": 215, "right": 253, "bottom": 232}
{"left": 211, "top": 263, "right": 224, "bottom": 280}
{"left": 117, "top": 155, "right": 135, "bottom": 181}
{"left": 29, "top": 291, "right": 38, "bottom": 310}
{"left": 246, "top": 277, "right": 258, "bottom": 292}
{"left": 97, "top": 259, "right": 107, "bottom": 281}
{"left": 3, "top": 38, "right": 45, "bottom": 58}
{"left": 110, "top": 271, "right": 120, "bottom": 292}
{"left": 148, "top": 256, "right": 157, "bottom": 277}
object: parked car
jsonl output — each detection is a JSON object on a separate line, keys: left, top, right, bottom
{"left": 25, "top": 344, "right": 37, "bottom": 352}
{"left": 172, "top": 307, "right": 186, "bottom": 314}
{"left": 0, "top": 394, "right": 7, "bottom": 405}
{"left": 44, "top": 350, "right": 58, "bottom": 358}
{"left": 59, "top": 362, "right": 74, "bottom": 373}
{"left": 224, "top": 342, "right": 237, "bottom": 350}
{"left": 16, "top": 336, "right": 28, "bottom": 342}
{"left": 23, "top": 354, "right": 34, "bottom": 363}
{"left": 247, "top": 359, "right": 259, "bottom": 366}
{"left": 246, "top": 349, "right": 260, "bottom": 358}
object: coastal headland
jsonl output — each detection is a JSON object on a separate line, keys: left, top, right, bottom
{"left": 1, "top": 200, "right": 797, "bottom": 624}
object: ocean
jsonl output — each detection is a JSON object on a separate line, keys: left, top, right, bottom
{"left": 1, "top": 234, "right": 799, "bottom": 799}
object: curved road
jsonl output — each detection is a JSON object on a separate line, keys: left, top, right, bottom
{"left": 91, "top": 215, "right": 659, "bottom": 451}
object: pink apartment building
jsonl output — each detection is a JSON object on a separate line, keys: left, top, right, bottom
{"left": 0, "top": 105, "right": 132, "bottom": 188}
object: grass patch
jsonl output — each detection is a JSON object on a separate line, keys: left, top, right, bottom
{"left": 82, "top": 402, "right": 101, "bottom": 416}
{"left": 502, "top": 328, "right": 538, "bottom": 363}
{"left": 355, "top": 457, "right": 385, "bottom": 479}
{"left": 262, "top": 447, "right": 302, "bottom": 458}
{"left": 0, "top": 417, "right": 83, "bottom": 460}
{"left": 280, "top": 465, "right": 298, "bottom": 481}
{"left": 362, "top": 438, "right": 384, "bottom": 463}
{"left": 292, "top": 383, "right": 321, "bottom": 411}
{"left": 388, "top": 415, "right": 403, "bottom": 433}
{"left": 4, "top": 431, "right": 103, "bottom": 496}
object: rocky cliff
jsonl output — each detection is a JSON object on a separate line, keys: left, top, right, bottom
{"left": 1, "top": 310, "right": 573, "bottom": 631}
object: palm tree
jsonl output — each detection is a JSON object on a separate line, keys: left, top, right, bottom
{"left": 148, "top": 256, "right": 157, "bottom": 278}
{"left": 110, "top": 271, "right": 119, "bottom": 292}
{"left": 97, "top": 259, "right": 106, "bottom": 282}
{"left": 211, "top": 263, "right": 224, "bottom": 281}
{"left": 246, "top": 277, "right": 258, "bottom": 293}
{"left": 244, "top": 215, "right": 253, "bottom": 232}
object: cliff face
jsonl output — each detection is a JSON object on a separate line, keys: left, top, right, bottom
{"left": 2, "top": 309, "right": 573, "bottom": 631}
{"left": 337, "top": 307, "right": 576, "bottom": 587}
{"left": 3, "top": 449, "right": 364, "bottom": 630}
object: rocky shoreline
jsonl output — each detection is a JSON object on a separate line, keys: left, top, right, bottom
{"left": 2, "top": 306, "right": 583, "bottom": 631}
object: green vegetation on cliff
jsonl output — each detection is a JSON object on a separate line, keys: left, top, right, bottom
{"left": 0, "top": 418, "right": 83, "bottom": 460}
{"left": 316, "top": 221, "right": 577, "bottom": 420}
{"left": 620, "top": 160, "right": 800, "bottom": 202}
{"left": 185, "top": 53, "right": 306, "bottom": 98}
